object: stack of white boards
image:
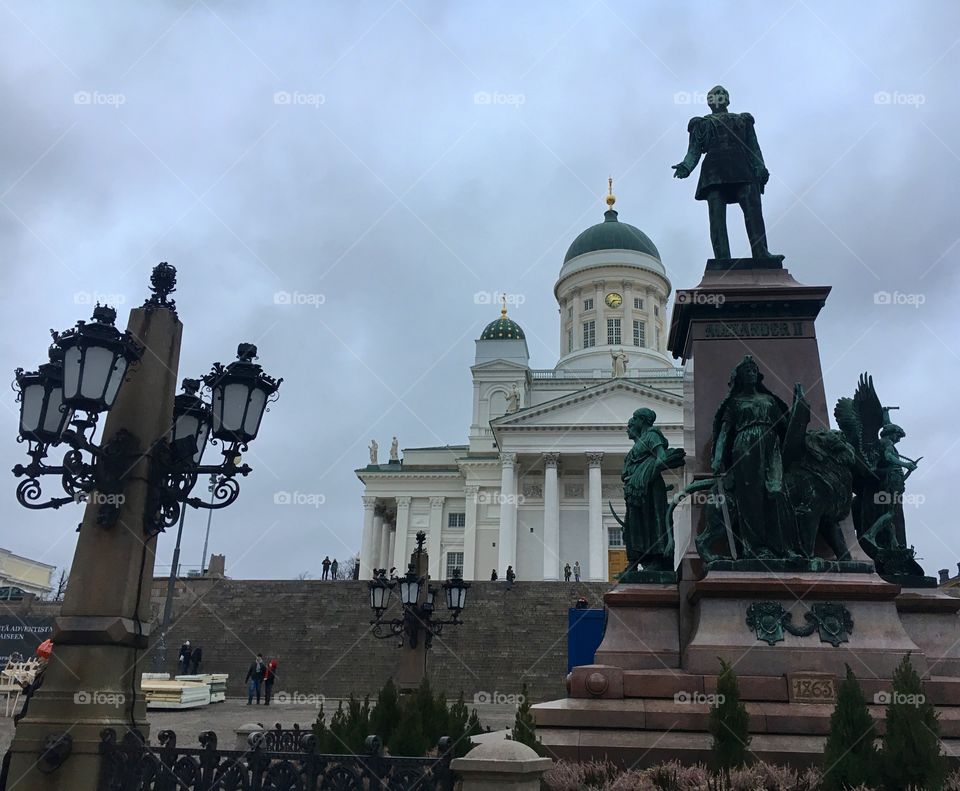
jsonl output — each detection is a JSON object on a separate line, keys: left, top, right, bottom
{"left": 142, "top": 678, "right": 211, "bottom": 710}
{"left": 176, "top": 673, "right": 228, "bottom": 703}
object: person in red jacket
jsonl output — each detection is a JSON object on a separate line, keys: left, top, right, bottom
{"left": 263, "top": 658, "right": 279, "bottom": 705}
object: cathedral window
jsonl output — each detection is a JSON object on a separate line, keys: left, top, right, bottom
{"left": 567, "top": 329, "right": 573, "bottom": 353}
{"left": 633, "top": 320, "right": 645, "bottom": 347}
{"left": 634, "top": 297, "right": 643, "bottom": 310}
{"left": 654, "top": 304, "right": 659, "bottom": 317}
{"left": 582, "top": 320, "right": 596, "bottom": 348}
{"left": 608, "top": 526, "right": 624, "bottom": 547}
{"left": 445, "top": 551, "right": 464, "bottom": 577}
{"left": 606, "top": 318, "right": 621, "bottom": 345}
{"left": 583, "top": 297, "right": 594, "bottom": 311}
{"left": 448, "top": 512, "right": 465, "bottom": 528}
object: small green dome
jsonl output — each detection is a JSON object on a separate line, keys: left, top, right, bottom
{"left": 564, "top": 209, "right": 660, "bottom": 263}
{"left": 480, "top": 308, "right": 525, "bottom": 340}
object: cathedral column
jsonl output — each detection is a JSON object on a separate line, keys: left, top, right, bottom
{"left": 428, "top": 496, "right": 445, "bottom": 579}
{"left": 371, "top": 508, "right": 385, "bottom": 569}
{"left": 463, "top": 486, "right": 479, "bottom": 581}
{"left": 360, "top": 496, "right": 377, "bottom": 578}
{"left": 542, "top": 453, "right": 560, "bottom": 580}
{"left": 586, "top": 452, "right": 605, "bottom": 580}
{"left": 497, "top": 453, "right": 518, "bottom": 574}
{"left": 380, "top": 517, "right": 392, "bottom": 571}
{"left": 393, "top": 496, "right": 412, "bottom": 571}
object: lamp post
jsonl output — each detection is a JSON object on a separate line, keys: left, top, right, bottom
{"left": 7, "top": 263, "right": 282, "bottom": 789}
{"left": 367, "top": 531, "right": 470, "bottom": 655}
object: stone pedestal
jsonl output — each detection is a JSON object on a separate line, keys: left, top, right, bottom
{"left": 897, "top": 587, "right": 960, "bottom": 677}
{"left": 683, "top": 571, "right": 922, "bottom": 678}
{"left": 668, "top": 260, "right": 833, "bottom": 454}
{"left": 592, "top": 584, "right": 680, "bottom": 670}
{"left": 451, "top": 741, "right": 553, "bottom": 791}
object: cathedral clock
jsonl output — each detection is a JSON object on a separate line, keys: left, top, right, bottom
{"left": 604, "top": 292, "right": 623, "bottom": 308}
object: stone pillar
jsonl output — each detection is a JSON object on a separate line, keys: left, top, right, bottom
{"left": 451, "top": 741, "right": 553, "bottom": 791}
{"left": 393, "top": 497, "right": 411, "bottom": 572}
{"left": 380, "top": 518, "right": 392, "bottom": 572}
{"left": 542, "top": 453, "right": 560, "bottom": 581}
{"left": 371, "top": 508, "right": 385, "bottom": 570}
{"left": 8, "top": 298, "right": 182, "bottom": 790}
{"left": 462, "top": 486, "right": 479, "bottom": 581}
{"left": 497, "top": 453, "right": 518, "bottom": 575}
{"left": 360, "top": 496, "right": 377, "bottom": 578}
{"left": 587, "top": 452, "right": 605, "bottom": 581}
{"left": 428, "top": 496, "right": 444, "bottom": 579}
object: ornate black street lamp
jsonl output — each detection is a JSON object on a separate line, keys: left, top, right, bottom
{"left": 12, "top": 265, "right": 282, "bottom": 538}
{"left": 367, "top": 531, "right": 470, "bottom": 649}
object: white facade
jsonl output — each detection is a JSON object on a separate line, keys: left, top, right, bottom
{"left": 357, "top": 202, "right": 689, "bottom": 581}
{"left": 0, "top": 548, "right": 55, "bottom": 597}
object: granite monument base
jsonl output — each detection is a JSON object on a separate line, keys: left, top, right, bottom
{"left": 534, "top": 570, "right": 960, "bottom": 768}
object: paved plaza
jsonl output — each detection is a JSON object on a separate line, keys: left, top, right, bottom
{"left": 0, "top": 697, "right": 515, "bottom": 756}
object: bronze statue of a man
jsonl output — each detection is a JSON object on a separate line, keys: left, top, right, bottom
{"left": 672, "top": 86, "right": 782, "bottom": 262}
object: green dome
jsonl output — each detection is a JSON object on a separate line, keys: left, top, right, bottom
{"left": 480, "top": 309, "right": 525, "bottom": 340}
{"left": 563, "top": 209, "right": 660, "bottom": 263}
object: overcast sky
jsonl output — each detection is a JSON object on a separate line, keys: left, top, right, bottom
{"left": 1, "top": 1, "right": 958, "bottom": 581}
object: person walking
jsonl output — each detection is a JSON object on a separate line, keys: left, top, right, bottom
{"left": 573, "top": 561, "right": 581, "bottom": 582}
{"left": 490, "top": 569, "right": 498, "bottom": 581}
{"left": 563, "top": 562, "right": 572, "bottom": 582}
{"left": 506, "top": 565, "right": 516, "bottom": 587}
{"left": 330, "top": 558, "right": 339, "bottom": 580}
{"left": 263, "top": 659, "right": 278, "bottom": 705}
{"left": 321, "top": 556, "right": 331, "bottom": 580}
{"left": 245, "top": 653, "right": 266, "bottom": 705}
{"left": 177, "top": 640, "right": 191, "bottom": 675}
{"left": 189, "top": 646, "right": 202, "bottom": 675}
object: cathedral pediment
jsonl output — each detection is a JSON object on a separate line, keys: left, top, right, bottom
{"left": 491, "top": 379, "right": 682, "bottom": 432}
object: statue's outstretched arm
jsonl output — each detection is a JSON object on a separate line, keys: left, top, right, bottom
{"left": 673, "top": 119, "right": 703, "bottom": 178}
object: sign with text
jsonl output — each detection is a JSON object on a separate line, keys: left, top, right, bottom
{"left": 0, "top": 617, "right": 53, "bottom": 664}
{"left": 697, "top": 320, "right": 812, "bottom": 340}
{"left": 788, "top": 673, "right": 837, "bottom": 704}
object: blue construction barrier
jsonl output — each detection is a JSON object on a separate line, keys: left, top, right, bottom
{"left": 567, "top": 607, "right": 605, "bottom": 672}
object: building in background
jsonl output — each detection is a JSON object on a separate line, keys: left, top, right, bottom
{"left": 357, "top": 189, "right": 689, "bottom": 582}
{"left": 0, "top": 547, "right": 55, "bottom": 597}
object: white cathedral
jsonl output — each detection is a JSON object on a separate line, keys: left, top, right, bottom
{"left": 356, "top": 188, "right": 690, "bottom": 582}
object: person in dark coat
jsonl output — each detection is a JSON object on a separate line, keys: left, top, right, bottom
{"left": 506, "top": 566, "right": 516, "bottom": 587}
{"left": 330, "top": 558, "right": 339, "bottom": 579}
{"left": 321, "top": 556, "right": 331, "bottom": 580}
{"left": 263, "top": 659, "right": 278, "bottom": 705}
{"left": 563, "top": 563, "right": 572, "bottom": 582}
{"left": 189, "top": 646, "right": 202, "bottom": 675}
{"left": 245, "top": 653, "right": 266, "bottom": 704}
{"left": 177, "top": 640, "right": 191, "bottom": 675}
{"left": 490, "top": 569, "right": 498, "bottom": 581}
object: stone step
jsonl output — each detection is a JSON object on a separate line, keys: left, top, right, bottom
{"left": 534, "top": 696, "right": 960, "bottom": 737}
